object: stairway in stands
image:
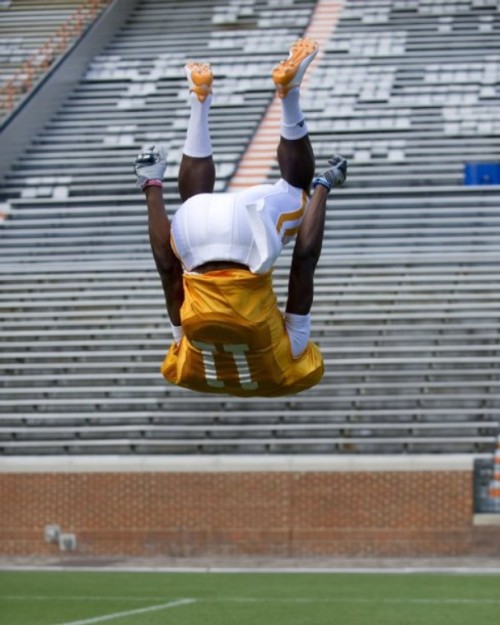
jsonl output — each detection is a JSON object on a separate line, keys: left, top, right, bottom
{"left": 0, "top": 0, "right": 499, "bottom": 455}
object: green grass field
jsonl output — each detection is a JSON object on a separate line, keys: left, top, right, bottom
{"left": 1, "top": 569, "right": 500, "bottom": 625}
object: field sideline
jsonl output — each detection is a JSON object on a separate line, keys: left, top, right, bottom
{"left": 1, "top": 569, "right": 500, "bottom": 625}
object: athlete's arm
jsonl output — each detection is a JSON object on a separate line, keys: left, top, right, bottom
{"left": 135, "top": 145, "right": 184, "bottom": 326}
{"left": 144, "top": 186, "right": 184, "bottom": 326}
{"left": 286, "top": 154, "right": 347, "bottom": 316}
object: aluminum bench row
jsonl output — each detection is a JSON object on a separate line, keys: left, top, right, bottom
{"left": 0, "top": 436, "right": 493, "bottom": 455}
{"left": 2, "top": 421, "right": 495, "bottom": 436}
{"left": 1, "top": 0, "right": 499, "bottom": 454}
{"left": 1, "top": 406, "right": 498, "bottom": 423}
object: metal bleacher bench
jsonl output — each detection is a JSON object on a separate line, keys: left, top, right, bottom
{"left": 1, "top": 0, "right": 500, "bottom": 455}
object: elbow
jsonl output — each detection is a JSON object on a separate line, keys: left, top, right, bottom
{"left": 152, "top": 247, "right": 182, "bottom": 281}
{"left": 160, "top": 265, "right": 184, "bottom": 326}
{"left": 292, "top": 230, "right": 323, "bottom": 271}
{"left": 291, "top": 245, "right": 321, "bottom": 273}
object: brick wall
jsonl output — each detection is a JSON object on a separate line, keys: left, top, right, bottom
{"left": 1, "top": 461, "right": 499, "bottom": 557}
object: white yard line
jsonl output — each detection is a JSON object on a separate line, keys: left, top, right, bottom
{"left": 50, "top": 598, "right": 196, "bottom": 625}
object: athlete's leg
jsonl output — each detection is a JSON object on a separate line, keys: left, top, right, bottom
{"left": 178, "top": 62, "right": 216, "bottom": 202}
{"left": 273, "top": 38, "right": 318, "bottom": 191}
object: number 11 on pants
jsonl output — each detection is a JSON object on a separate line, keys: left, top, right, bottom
{"left": 192, "top": 340, "right": 258, "bottom": 391}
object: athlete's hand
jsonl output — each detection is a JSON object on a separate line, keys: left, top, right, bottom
{"left": 312, "top": 154, "right": 347, "bottom": 191}
{"left": 134, "top": 144, "right": 167, "bottom": 190}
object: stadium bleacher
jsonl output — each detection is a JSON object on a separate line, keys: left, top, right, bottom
{"left": 0, "top": 0, "right": 499, "bottom": 464}
{"left": 0, "top": 0, "right": 110, "bottom": 118}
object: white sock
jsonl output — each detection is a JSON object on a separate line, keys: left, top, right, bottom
{"left": 183, "top": 93, "right": 213, "bottom": 157}
{"left": 170, "top": 323, "right": 184, "bottom": 344}
{"left": 280, "top": 87, "right": 308, "bottom": 140}
{"left": 284, "top": 312, "right": 311, "bottom": 359}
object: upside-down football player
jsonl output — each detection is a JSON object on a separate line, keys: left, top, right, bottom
{"left": 134, "top": 38, "right": 347, "bottom": 397}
